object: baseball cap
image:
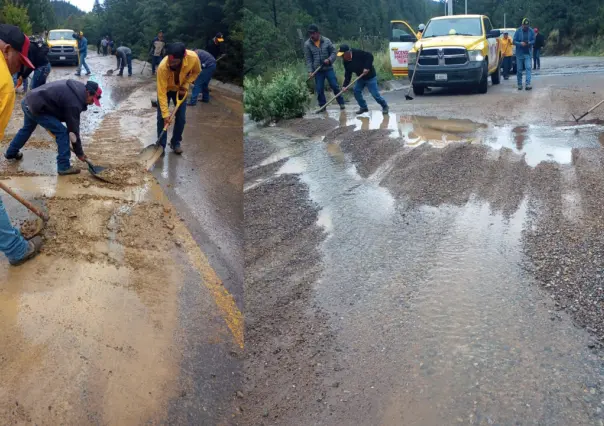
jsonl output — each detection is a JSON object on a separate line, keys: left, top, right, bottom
{"left": 85, "top": 81, "right": 102, "bottom": 107}
{"left": 166, "top": 42, "right": 186, "bottom": 59}
{"left": 337, "top": 44, "right": 350, "bottom": 57}
{"left": 0, "top": 24, "right": 35, "bottom": 69}
{"left": 307, "top": 24, "right": 319, "bottom": 33}
{"left": 522, "top": 18, "right": 530, "bottom": 25}
{"left": 215, "top": 32, "right": 224, "bottom": 42}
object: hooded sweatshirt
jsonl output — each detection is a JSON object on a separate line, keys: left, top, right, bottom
{"left": 25, "top": 79, "right": 88, "bottom": 156}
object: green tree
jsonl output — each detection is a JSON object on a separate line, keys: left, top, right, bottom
{"left": 1, "top": 2, "right": 33, "bottom": 34}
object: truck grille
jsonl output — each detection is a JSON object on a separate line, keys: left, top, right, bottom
{"left": 50, "top": 46, "right": 75, "bottom": 53}
{"left": 419, "top": 48, "right": 468, "bottom": 66}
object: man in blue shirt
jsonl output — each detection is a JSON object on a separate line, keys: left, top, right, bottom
{"left": 72, "top": 31, "right": 91, "bottom": 76}
{"left": 513, "top": 18, "right": 535, "bottom": 91}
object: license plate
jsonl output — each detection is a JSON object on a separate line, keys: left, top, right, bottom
{"left": 435, "top": 73, "right": 447, "bottom": 81}
{"left": 59, "top": 56, "right": 66, "bottom": 60}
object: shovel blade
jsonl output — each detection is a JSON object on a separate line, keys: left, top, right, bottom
{"left": 138, "top": 144, "right": 164, "bottom": 171}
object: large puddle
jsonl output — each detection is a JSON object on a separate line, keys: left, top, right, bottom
{"left": 246, "top": 118, "right": 604, "bottom": 424}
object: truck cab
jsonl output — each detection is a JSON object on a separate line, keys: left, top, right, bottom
{"left": 407, "top": 15, "right": 502, "bottom": 95}
{"left": 46, "top": 29, "right": 79, "bottom": 66}
{"left": 389, "top": 20, "right": 418, "bottom": 77}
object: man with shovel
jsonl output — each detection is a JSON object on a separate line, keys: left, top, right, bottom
{"left": 4, "top": 80, "right": 102, "bottom": 175}
{"left": 0, "top": 24, "right": 42, "bottom": 265}
{"left": 338, "top": 44, "right": 389, "bottom": 115}
{"left": 156, "top": 42, "right": 201, "bottom": 154}
{"left": 188, "top": 48, "right": 216, "bottom": 105}
{"left": 305, "top": 24, "right": 345, "bottom": 111}
{"left": 114, "top": 45, "right": 133, "bottom": 76}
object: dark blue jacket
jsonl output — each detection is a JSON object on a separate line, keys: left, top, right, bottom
{"left": 72, "top": 33, "right": 88, "bottom": 55}
{"left": 513, "top": 27, "right": 535, "bottom": 56}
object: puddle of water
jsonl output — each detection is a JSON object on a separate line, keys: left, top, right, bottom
{"left": 276, "top": 157, "right": 306, "bottom": 175}
{"left": 328, "top": 110, "right": 401, "bottom": 139}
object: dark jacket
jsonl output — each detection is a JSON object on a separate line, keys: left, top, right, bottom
{"left": 18, "top": 40, "right": 49, "bottom": 80}
{"left": 304, "top": 36, "right": 337, "bottom": 73}
{"left": 206, "top": 39, "right": 223, "bottom": 59}
{"left": 535, "top": 33, "right": 545, "bottom": 49}
{"left": 342, "top": 48, "right": 376, "bottom": 87}
{"left": 195, "top": 49, "right": 216, "bottom": 68}
{"left": 25, "top": 80, "right": 88, "bottom": 156}
{"left": 115, "top": 46, "right": 132, "bottom": 68}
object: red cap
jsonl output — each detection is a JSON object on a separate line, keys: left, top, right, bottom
{"left": 93, "top": 87, "right": 102, "bottom": 106}
{"left": 534, "top": 27, "right": 539, "bottom": 31}
{"left": 0, "top": 25, "right": 35, "bottom": 70}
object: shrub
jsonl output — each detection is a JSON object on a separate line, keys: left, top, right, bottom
{"left": 1, "top": 3, "right": 33, "bottom": 34}
{"left": 244, "top": 68, "right": 310, "bottom": 122}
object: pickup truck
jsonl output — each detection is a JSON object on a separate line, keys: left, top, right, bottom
{"left": 407, "top": 14, "right": 502, "bottom": 95}
{"left": 46, "top": 29, "right": 79, "bottom": 65}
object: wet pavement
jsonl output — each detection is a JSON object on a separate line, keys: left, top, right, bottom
{"left": 0, "top": 53, "right": 242, "bottom": 424}
{"left": 243, "top": 56, "right": 604, "bottom": 425}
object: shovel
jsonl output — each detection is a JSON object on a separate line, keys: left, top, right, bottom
{"left": 306, "top": 65, "right": 323, "bottom": 82}
{"left": 68, "top": 133, "right": 111, "bottom": 183}
{"left": 572, "top": 99, "right": 604, "bottom": 122}
{"left": 314, "top": 75, "right": 363, "bottom": 113}
{"left": 0, "top": 181, "right": 49, "bottom": 221}
{"left": 406, "top": 46, "right": 423, "bottom": 101}
{"left": 139, "top": 91, "right": 187, "bottom": 170}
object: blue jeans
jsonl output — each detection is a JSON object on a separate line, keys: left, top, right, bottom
{"left": 118, "top": 54, "right": 132, "bottom": 75}
{"left": 533, "top": 48, "right": 541, "bottom": 69}
{"left": 152, "top": 56, "right": 162, "bottom": 74}
{"left": 0, "top": 198, "right": 28, "bottom": 263}
{"left": 32, "top": 63, "right": 51, "bottom": 89}
{"left": 354, "top": 76, "right": 388, "bottom": 110}
{"left": 77, "top": 52, "right": 90, "bottom": 74}
{"left": 7, "top": 100, "right": 72, "bottom": 172}
{"left": 315, "top": 69, "right": 344, "bottom": 107}
{"left": 517, "top": 54, "right": 532, "bottom": 86}
{"left": 156, "top": 91, "right": 187, "bottom": 149}
{"left": 190, "top": 64, "right": 216, "bottom": 104}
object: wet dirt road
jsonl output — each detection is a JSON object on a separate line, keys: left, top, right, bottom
{"left": 243, "top": 56, "right": 604, "bottom": 425}
{"left": 0, "top": 53, "right": 243, "bottom": 424}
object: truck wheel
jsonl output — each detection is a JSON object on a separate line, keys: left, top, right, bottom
{"left": 478, "top": 61, "right": 488, "bottom": 94}
{"left": 491, "top": 60, "right": 501, "bottom": 85}
{"left": 413, "top": 85, "right": 425, "bottom": 95}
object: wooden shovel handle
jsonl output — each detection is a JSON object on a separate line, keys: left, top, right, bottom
{"left": 0, "top": 180, "right": 48, "bottom": 221}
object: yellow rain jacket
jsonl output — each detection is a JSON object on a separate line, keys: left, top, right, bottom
{"left": 0, "top": 53, "right": 16, "bottom": 136}
{"left": 501, "top": 37, "right": 513, "bottom": 57}
{"left": 156, "top": 49, "right": 201, "bottom": 118}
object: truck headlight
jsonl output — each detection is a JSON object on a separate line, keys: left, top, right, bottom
{"left": 408, "top": 51, "right": 417, "bottom": 65}
{"left": 468, "top": 50, "right": 484, "bottom": 62}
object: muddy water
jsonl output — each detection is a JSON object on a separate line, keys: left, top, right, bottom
{"left": 246, "top": 115, "right": 604, "bottom": 424}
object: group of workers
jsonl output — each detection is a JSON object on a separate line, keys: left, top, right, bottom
{"left": 0, "top": 24, "right": 226, "bottom": 266}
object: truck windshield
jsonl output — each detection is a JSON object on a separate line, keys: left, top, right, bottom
{"left": 422, "top": 18, "right": 482, "bottom": 38}
{"left": 49, "top": 31, "right": 73, "bottom": 40}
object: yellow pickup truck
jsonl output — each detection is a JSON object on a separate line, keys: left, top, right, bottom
{"left": 407, "top": 14, "right": 502, "bottom": 95}
{"left": 46, "top": 29, "right": 79, "bottom": 66}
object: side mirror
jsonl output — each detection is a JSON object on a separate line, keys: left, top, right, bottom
{"left": 400, "top": 34, "right": 417, "bottom": 43}
{"left": 487, "top": 29, "right": 501, "bottom": 39}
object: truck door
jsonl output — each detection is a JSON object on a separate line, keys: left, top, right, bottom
{"left": 389, "top": 21, "right": 418, "bottom": 77}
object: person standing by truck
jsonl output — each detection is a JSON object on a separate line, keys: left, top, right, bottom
{"left": 513, "top": 18, "right": 535, "bottom": 91}
{"left": 533, "top": 27, "right": 545, "bottom": 70}
{"left": 501, "top": 31, "right": 514, "bottom": 80}
{"left": 72, "top": 31, "right": 91, "bottom": 76}
{"left": 305, "top": 24, "right": 345, "bottom": 111}
{"left": 338, "top": 44, "right": 389, "bottom": 114}
{"left": 417, "top": 24, "right": 425, "bottom": 39}
{"left": 0, "top": 24, "right": 43, "bottom": 265}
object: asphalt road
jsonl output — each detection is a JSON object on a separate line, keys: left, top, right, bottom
{"left": 243, "top": 56, "right": 604, "bottom": 425}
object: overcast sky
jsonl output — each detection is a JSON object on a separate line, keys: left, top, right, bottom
{"left": 67, "top": 0, "right": 94, "bottom": 13}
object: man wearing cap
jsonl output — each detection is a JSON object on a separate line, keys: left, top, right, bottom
{"left": 150, "top": 30, "right": 166, "bottom": 75}
{"left": 188, "top": 48, "right": 216, "bottom": 105}
{"left": 156, "top": 42, "right": 201, "bottom": 154}
{"left": 513, "top": 18, "right": 535, "bottom": 90}
{"left": 114, "top": 45, "right": 132, "bottom": 76}
{"left": 206, "top": 32, "right": 224, "bottom": 60}
{"left": 533, "top": 27, "right": 545, "bottom": 70}
{"left": 5, "top": 79, "right": 101, "bottom": 175}
{"left": 501, "top": 31, "right": 514, "bottom": 80}
{"left": 0, "top": 24, "right": 43, "bottom": 265}
{"left": 338, "top": 44, "right": 388, "bottom": 115}
{"left": 72, "top": 31, "right": 91, "bottom": 76}
{"left": 305, "top": 24, "right": 345, "bottom": 111}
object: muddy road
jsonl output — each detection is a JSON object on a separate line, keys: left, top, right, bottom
{"left": 0, "top": 53, "right": 243, "bottom": 424}
{"left": 243, "top": 56, "right": 604, "bottom": 425}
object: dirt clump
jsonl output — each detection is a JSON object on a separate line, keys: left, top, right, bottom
{"left": 18, "top": 218, "right": 43, "bottom": 239}
{"left": 93, "top": 162, "right": 149, "bottom": 186}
